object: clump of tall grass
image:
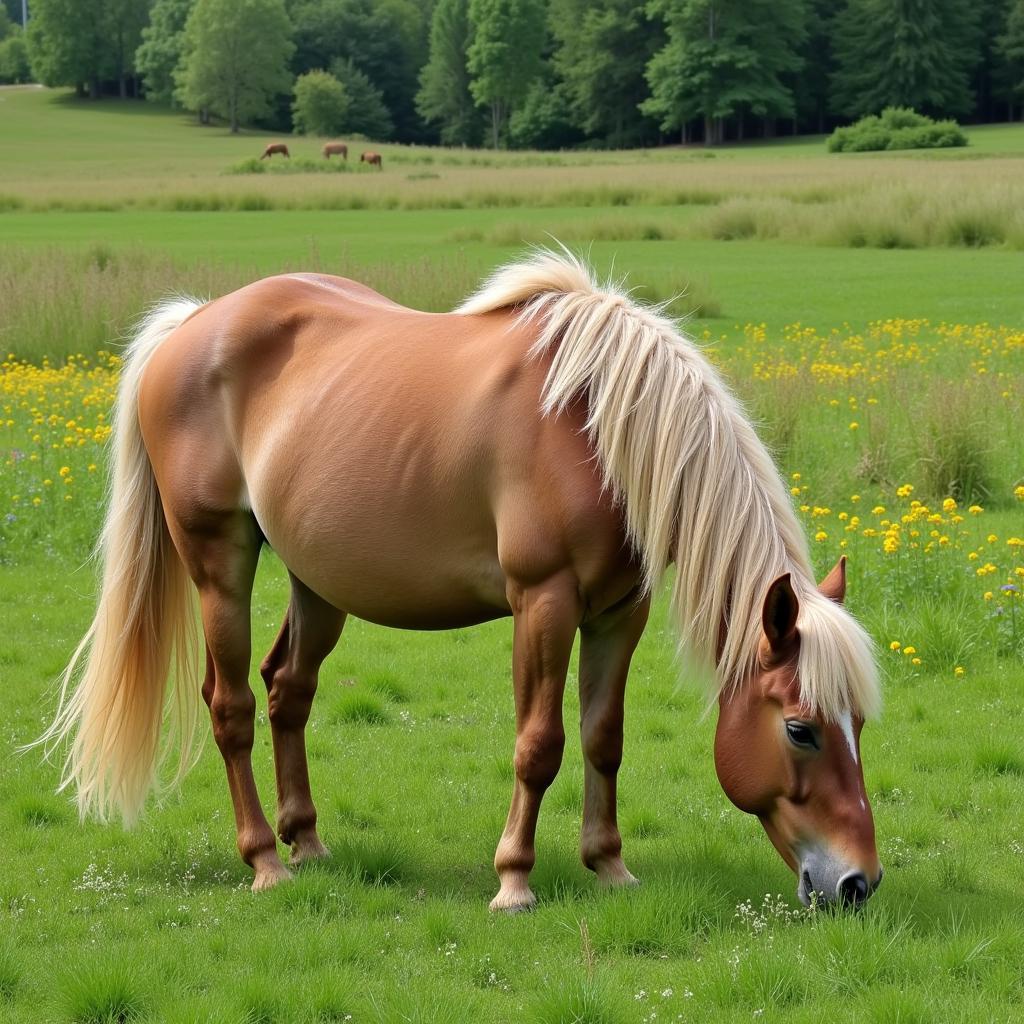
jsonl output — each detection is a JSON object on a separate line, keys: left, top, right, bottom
{"left": 692, "top": 184, "right": 1024, "bottom": 250}
{"left": 60, "top": 955, "right": 148, "bottom": 1024}
{"left": 0, "top": 938, "right": 19, "bottom": 1001}
{"left": 529, "top": 973, "right": 630, "bottom": 1024}
{"left": 229, "top": 156, "right": 356, "bottom": 175}
{"left": 910, "top": 380, "right": 996, "bottom": 501}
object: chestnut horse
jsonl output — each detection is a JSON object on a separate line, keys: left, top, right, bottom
{"left": 260, "top": 143, "right": 290, "bottom": 159}
{"left": 322, "top": 142, "right": 348, "bottom": 160}
{"left": 40, "top": 251, "right": 882, "bottom": 911}
{"left": 360, "top": 151, "right": 382, "bottom": 169}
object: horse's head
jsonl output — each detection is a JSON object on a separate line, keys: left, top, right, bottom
{"left": 714, "top": 557, "right": 882, "bottom": 908}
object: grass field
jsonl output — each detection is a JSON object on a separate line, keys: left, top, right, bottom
{"left": 1, "top": 88, "right": 1023, "bottom": 1023}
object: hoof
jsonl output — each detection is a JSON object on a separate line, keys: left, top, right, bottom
{"left": 251, "top": 857, "right": 292, "bottom": 892}
{"left": 290, "top": 833, "right": 330, "bottom": 867}
{"left": 594, "top": 858, "right": 640, "bottom": 889}
{"left": 489, "top": 876, "right": 537, "bottom": 913}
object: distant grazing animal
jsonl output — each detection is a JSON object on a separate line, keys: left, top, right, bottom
{"left": 260, "top": 143, "right": 290, "bottom": 160}
{"left": 360, "top": 151, "right": 382, "bottom": 169}
{"left": 322, "top": 142, "right": 348, "bottom": 160}
{"left": 37, "top": 249, "right": 883, "bottom": 912}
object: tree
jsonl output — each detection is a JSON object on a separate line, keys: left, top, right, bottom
{"left": 136, "top": 0, "right": 192, "bottom": 104}
{"left": 998, "top": 0, "right": 1024, "bottom": 117}
{"left": 328, "top": 58, "right": 394, "bottom": 139}
{"left": 550, "top": 0, "right": 662, "bottom": 147}
{"left": 830, "top": 0, "right": 980, "bottom": 119}
{"left": 176, "top": 0, "right": 294, "bottom": 133}
{"left": 292, "top": 68, "right": 348, "bottom": 135}
{"left": 643, "top": 0, "right": 807, "bottom": 145}
{"left": 416, "top": 0, "right": 481, "bottom": 145}
{"left": 467, "top": 0, "right": 546, "bottom": 148}
{"left": 289, "top": 0, "right": 427, "bottom": 141}
{"left": 0, "top": 24, "right": 31, "bottom": 83}
{"left": 26, "top": 0, "right": 149, "bottom": 97}
{"left": 27, "top": 0, "right": 110, "bottom": 97}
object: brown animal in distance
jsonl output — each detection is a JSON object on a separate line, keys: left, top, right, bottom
{"left": 37, "top": 250, "right": 883, "bottom": 913}
{"left": 260, "top": 143, "right": 290, "bottom": 159}
{"left": 360, "top": 151, "right": 382, "bottom": 169}
{"left": 322, "top": 142, "right": 348, "bottom": 160}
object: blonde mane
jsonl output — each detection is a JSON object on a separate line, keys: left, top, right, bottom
{"left": 458, "top": 249, "right": 880, "bottom": 721}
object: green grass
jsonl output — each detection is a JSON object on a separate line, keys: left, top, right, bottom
{"left": 2, "top": 550, "right": 1024, "bottom": 1023}
{"left": 1, "top": 84, "right": 1024, "bottom": 1024}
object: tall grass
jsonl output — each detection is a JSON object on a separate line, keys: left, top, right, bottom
{"left": 0, "top": 247, "right": 726, "bottom": 361}
{"left": 0, "top": 247, "right": 480, "bottom": 362}
{"left": 694, "top": 184, "right": 1024, "bottom": 249}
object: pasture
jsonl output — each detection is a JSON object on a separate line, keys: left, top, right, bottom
{"left": 1, "top": 87, "right": 1023, "bottom": 1023}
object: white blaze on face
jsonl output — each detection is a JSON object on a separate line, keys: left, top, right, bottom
{"left": 837, "top": 709, "right": 867, "bottom": 811}
{"left": 837, "top": 710, "right": 859, "bottom": 766}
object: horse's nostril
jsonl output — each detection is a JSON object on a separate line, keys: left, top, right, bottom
{"left": 838, "top": 872, "right": 869, "bottom": 905}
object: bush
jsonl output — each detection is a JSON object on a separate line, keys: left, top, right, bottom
{"left": 292, "top": 69, "right": 349, "bottom": 136}
{"left": 828, "top": 107, "right": 967, "bottom": 153}
{"left": 0, "top": 30, "right": 30, "bottom": 84}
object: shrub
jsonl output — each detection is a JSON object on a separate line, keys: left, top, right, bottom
{"left": 828, "top": 107, "right": 967, "bottom": 153}
{"left": 292, "top": 69, "right": 349, "bottom": 136}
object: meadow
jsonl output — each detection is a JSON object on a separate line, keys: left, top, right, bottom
{"left": 1, "top": 87, "right": 1023, "bottom": 1023}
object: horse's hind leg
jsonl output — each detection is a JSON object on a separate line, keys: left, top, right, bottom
{"left": 174, "top": 509, "right": 290, "bottom": 892}
{"left": 578, "top": 593, "right": 650, "bottom": 887}
{"left": 260, "top": 573, "right": 346, "bottom": 866}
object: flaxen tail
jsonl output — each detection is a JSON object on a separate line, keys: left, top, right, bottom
{"left": 34, "top": 298, "right": 204, "bottom": 825}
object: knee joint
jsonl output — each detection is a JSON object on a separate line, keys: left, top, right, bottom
{"left": 266, "top": 670, "right": 317, "bottom": 729}
{"left": 514, "top": 723, "right": 565, "bottom": 791}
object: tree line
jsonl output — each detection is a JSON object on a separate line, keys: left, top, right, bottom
{"left": 7, "top": 0, "right": 1024, "bottom": 148}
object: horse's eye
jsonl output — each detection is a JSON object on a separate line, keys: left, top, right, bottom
{"left": 785, "top": 720, "right": 819, "bottom": 751}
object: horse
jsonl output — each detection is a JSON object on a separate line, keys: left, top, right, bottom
{"left": 260, "top": 143, "right": 290, "bottom": 159}
{"left": 322, "top": 142, "right": 348, "bottom": 160}
{"left": 39, "top": 250, "right": 883, "bottom": 911}
{"left": 360, "top": 151, "right": 382, "bottom": 169}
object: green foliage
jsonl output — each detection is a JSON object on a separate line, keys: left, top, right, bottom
{"left": 998, "top": 0, "right": 1024, "bottom": 103}
{"left": 135, "top": 0, "right": 192, "bottom": 105}
{"left": 289, "top": 0, "right": 427, "bottom": 141}
{"left": 291, "top": 69, "right": 349, "bottom": 136}
{"left": 831, "top": 0, "right": 981, "bottom": 119}
{"left": 26, "top": 0, "right": 148, "bottom": 96}
{"left": 26, "top": 0, "right": 109, "bottom": 95}
{"left": 643, "top": 0, "right": 807, "bottom": 144}
{"left": 328, "top": 57, "right": 394, "bottom": 140}
{"left": 507, "top": 78, "right": 576, "bottom": 150}
{"left": 416, "top": 0, "right": 482, "bottom": 146}
{"left": 828, "top": 107, "right": 968, "bottom": 152}
{"left": 176, "top": 0, "right": 294, "bottom": 132}
{"left": 467, "top": 0, "right": 546, "bottom": 147}
{"left": 550, "top": 0, "right": 661, "bottom": 147}
{"left": 0, "top": 24, "right": 29, "bottom": 83}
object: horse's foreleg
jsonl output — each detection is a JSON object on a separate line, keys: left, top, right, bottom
{"left": 578, "top": 593, "right": 650, "bottom": 887}
{"left": 260, "top": 574, "right": 346, "bottom": 866}
{"left": 183, "top": 513, "right": 290, "bottom": 892}
{"left": 491, "top": 574, "right": 581, "bottom": 912}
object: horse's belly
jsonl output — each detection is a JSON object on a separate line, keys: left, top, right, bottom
{"left": 260, "top": 502, "right": 511, "bottom": 628}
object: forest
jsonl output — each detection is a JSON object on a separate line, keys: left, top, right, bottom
{"left": 2, "top": 0, "right": 1024, "bottom": 149}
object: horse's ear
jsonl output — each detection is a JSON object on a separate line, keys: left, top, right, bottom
{"left": 762, "top": 573, "right": 799, "bottom": 653}
{"left": 819, "top": 555, "right": 847, "bottom": 604}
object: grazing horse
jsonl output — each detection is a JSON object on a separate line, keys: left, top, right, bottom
{"left": 322, "top": 142, "right": 348, "bottom": 160}
{"left": 260, "top": 143, "right": 290, "bottom": 159}
{"left": 360, "top": 151, "right": 382, "bottom": 169}
{"left": 40, "top": 251, "right": 883, "bottom": 911}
